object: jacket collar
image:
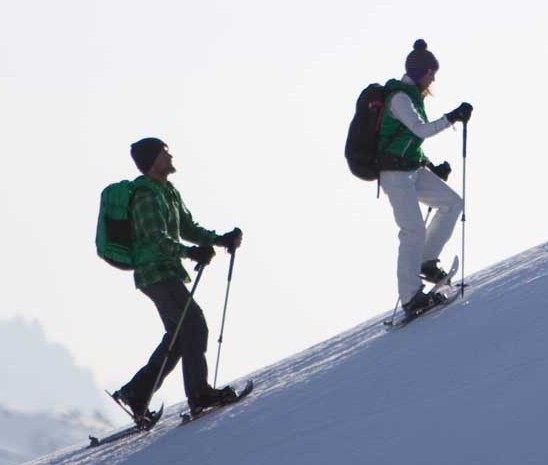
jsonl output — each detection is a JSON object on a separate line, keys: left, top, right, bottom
{"left": 402, "top": 74, "right": 416, "bottom": 85}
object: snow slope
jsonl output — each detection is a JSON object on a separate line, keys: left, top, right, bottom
{"left": 23, "top": 243, "right": 548, "bottom": 465}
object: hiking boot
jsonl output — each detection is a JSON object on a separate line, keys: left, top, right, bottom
{"left": 218, "top": 385, "right": 238, "bottom": 403}
{"left": 420, "top": 259, "right": 448, "bottom": 284}
{"left": 188, "top": 385, "right": 238, "bottom": 416}
{"left": 402, "top": 288, "right": 434, "bottom": 316}
{"left": 113, "top": 387, "right": 150, "bottom": 420}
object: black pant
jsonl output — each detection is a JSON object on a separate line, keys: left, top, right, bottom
{"left": 122, "top": 277, "right": 210, "bottom": 405}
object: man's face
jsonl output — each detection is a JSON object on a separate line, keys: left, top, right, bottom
{"left": 152, "top": 147, "right": 176, "bottom": 175}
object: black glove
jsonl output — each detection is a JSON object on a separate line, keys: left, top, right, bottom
{"left": 445, "top": 102, "right": 473, "bottom": 124}
{"left": 428, "top": 161, "right": 452, "bottom": 181}
{"left": 186, "top": 245, "right": 216, "bottom": 265}
{"left": 215, "top": 227, "right": 243, "bottom": 253}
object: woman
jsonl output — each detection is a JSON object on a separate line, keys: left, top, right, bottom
{"left": 378, "top": 39, "right": 472, "bottom": 315}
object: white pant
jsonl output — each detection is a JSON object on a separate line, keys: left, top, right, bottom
{"left": 380, "top": 168, "right": 462, "bottom": 304}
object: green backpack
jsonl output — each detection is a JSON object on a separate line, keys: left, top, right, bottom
{"left": 96, "top": 177, "right": 165, "bottom": 270}
{"left": 95, "top": 180, "right": 137, "bottom": 270}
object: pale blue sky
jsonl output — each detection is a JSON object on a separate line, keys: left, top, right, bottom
{"left": 1, "top": 0, "right": 547, "bottom": 415}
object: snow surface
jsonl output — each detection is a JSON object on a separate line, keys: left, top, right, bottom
{"left": 22, "top": 243, "right": 548, "bottom": 465}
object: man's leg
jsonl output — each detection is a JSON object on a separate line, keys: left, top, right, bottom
{"left": 167, "top": 281, "right": 210, "bottom": 399}
{"left": 120, "top": 278, "right": 209, "bottom": 412}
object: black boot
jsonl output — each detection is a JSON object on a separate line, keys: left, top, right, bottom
{"left": 188, "top": 385, "right": 237, "bottom": 416}
{"left": 420, "top": 259, "right": 448, "bottom": 284}
{"left": 403, "top": 288, "right": 434, "bottom": 316}
{"left": 113, "top": 387, "right": 151, "bottom": 421}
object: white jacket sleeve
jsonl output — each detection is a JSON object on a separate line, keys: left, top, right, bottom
{"left": 388, "top": 92, "right": 451, "bottom": 139}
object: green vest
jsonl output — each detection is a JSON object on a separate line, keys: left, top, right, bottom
{"left": 378, "top": 79, "right": 428, "bottom": 163}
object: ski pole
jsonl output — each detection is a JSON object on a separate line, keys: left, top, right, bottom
{"left": 144, "top": 263, "right": 206, "bottom": 415}
{"left": 425, "top": 206, "right": 433, "bottom": 225}
{"left": 387, "top": 296, "right": 401, "bottom": 325}
{"left": 460, "top": 122, "right": 468, "bottom": 297}
{"left": 213, "top": 250, "right": 237, "bottom": 388}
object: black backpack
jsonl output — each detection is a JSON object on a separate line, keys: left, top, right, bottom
{"left": 344, "top": 83, "right": 386, "bottom": 181}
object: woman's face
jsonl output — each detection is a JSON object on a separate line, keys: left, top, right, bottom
{"left": 418, "top": 69, "right": 437, "bottom": 92}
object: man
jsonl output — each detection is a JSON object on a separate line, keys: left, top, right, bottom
{"left": 378, "top": 39, "right": 472, "bottom": 315}
{"left": 114, "top": 137, "right": 242, "bottom": 421}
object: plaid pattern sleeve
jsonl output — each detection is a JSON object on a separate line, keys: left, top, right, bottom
{"left": 168, "top": 188, "right": 219, "bottom": 246}
{"left": 179, "top": 205, "right": 219, "bottom": 246}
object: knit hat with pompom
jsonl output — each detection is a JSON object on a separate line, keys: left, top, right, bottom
{"left": 405, "top": 39, "right": 439, "bottom": 82}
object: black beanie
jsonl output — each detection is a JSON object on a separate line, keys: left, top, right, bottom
{"left": 405, "top": 39, "right": 439, "bottom": 82}
{"left": 130, "top": 137, "right": 167, "bottom": 174}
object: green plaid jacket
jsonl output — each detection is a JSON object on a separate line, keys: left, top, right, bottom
{"left": 130, "top": 176, "right": 219, "bottom": 289}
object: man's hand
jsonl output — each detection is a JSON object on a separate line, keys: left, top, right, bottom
{"left": 216, "top": 227, "right": 243, "bottom": 253}
{"left": 187, "top": 245, "right": 216, "bottom": 265}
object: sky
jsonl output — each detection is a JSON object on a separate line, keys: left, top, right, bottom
{"left": 21, "top": 242, "right": 548, "bottom": 465}
{"left": 1, "top": 0, "right": 547, "bottom": 414}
